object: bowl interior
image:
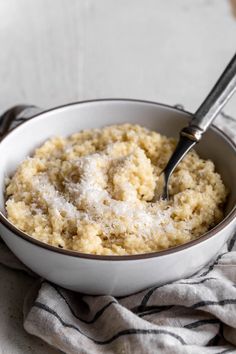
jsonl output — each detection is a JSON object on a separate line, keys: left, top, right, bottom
{"left": 0, "top": 100, "right": 235, "bottom": 220}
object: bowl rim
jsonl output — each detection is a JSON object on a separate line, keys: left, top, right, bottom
{"left": 0, "top": 98, "right": 235, "bottom": 261}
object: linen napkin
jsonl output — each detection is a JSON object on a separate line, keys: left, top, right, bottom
{"left": 0, "top": 109, "right": 236, "bottom": 354}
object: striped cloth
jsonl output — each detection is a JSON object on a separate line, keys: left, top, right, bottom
{"left": 0, "top": 109, "right": 236, "bottom": 354}
{"left": 1, "top": 236, "right": 236, "bottom": 353}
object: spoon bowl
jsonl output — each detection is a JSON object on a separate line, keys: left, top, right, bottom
{"left": 0, "top": 99, "right": 235, "bottom": 295}
{"left": 157, "top": 53, "right": 236, "bottom": 200}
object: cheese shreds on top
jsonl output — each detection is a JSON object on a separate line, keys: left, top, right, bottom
{"left": 5, "top": 124, "right": 227, "bottom": 255}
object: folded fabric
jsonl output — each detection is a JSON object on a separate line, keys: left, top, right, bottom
{"left": 0, "top": 111, "right": 236, "bottom": 354}
{"left": 1, "top": 237, "right": 236, "bottom": 354}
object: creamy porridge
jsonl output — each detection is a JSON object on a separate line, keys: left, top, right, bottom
{"left": 5, "top": 124, "right": 227, "bottom": 255}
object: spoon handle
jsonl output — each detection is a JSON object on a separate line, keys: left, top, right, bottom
{"left": 181, "top": 53, "right": 236, "bottom": 142}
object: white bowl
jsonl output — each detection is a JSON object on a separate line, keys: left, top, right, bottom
{"left": 0, "top": 99, "right": 235, "bottom": 296}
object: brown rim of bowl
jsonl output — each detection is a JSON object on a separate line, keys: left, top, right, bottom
{"left": 0, "top": 98, "right": 235, "bottom": 261}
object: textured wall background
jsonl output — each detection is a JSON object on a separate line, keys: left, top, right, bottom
{"left": 0, "top": 0, "right": 236, "bottom": 114}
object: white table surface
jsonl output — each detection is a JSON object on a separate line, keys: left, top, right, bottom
{"left": 0, "top": 0, "right": 236, "bottom": 352}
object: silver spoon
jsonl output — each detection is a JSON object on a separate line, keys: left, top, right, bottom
{"left": 155, "top": 53, "right": 236, "bottom": 201}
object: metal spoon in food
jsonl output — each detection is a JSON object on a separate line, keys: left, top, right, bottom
{"left": 154, "top": 53, "right": 236, "bottom": 201}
